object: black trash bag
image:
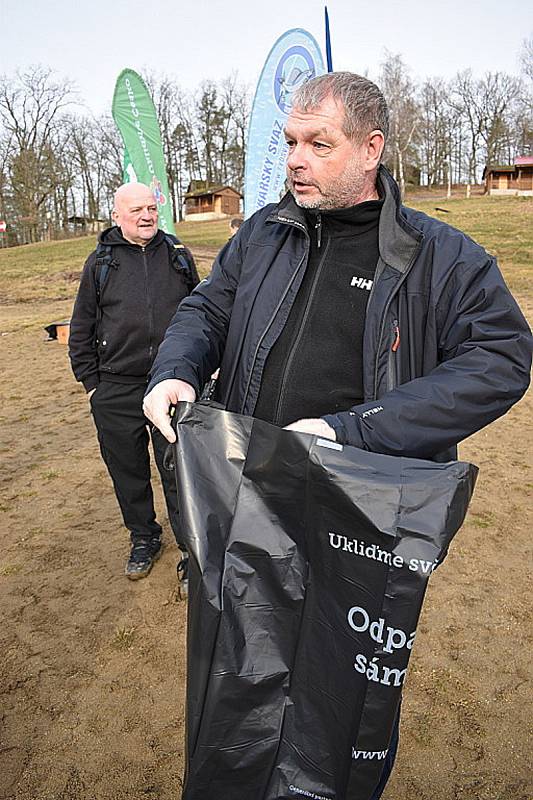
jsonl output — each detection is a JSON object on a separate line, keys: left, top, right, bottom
{"left": 172, "top": 402, "right": 478, "bottom": 800}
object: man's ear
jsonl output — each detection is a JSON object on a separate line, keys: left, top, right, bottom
{"left": 111, "top": 208, "right": 119, "bottom": 224}
{"left": 364, "top": 130, "right": 385, "bottom": 172}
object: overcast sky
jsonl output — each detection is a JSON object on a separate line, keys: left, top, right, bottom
{"left": 1, "top": 0, "right": 530, "bottom": 116}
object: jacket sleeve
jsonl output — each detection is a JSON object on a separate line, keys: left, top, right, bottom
{"left": 68, "top": 253, "right": 100, "bottom": 392}
{"left": 323, "top": 256, "right": 532, "bottom": 459}
{"left": 147, "top": 226, "right": 247, "bottom": 395}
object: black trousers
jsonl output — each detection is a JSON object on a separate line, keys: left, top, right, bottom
{"left": 90, "top": 380, "right": 184, "bottom": 549}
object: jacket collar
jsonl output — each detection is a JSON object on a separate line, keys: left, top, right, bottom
{"left": 266, "top": 194, "right": 308, "bottom": 234}
{"left": 377, "top": 167, "right": 422, "bottom": 273}
{"left": 98, "top": 226, "right": 166, "bottom": 250}
{"left": 267, "top": 166, "right": 422, "bottom": 273}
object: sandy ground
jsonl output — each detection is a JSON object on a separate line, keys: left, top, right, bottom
{"left": 0, "top": 285, "right": 531, "bottom": 800}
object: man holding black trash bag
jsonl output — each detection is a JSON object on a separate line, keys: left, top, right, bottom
{"left": 143, "top": 73, "right": 531, "bottom": 797}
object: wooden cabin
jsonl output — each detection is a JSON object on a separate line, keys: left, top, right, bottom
{"left": 67, "top": 215, "right": 108, "bottom": 234}
{"left": 184, "top": 183, "right": 242, "bottom": 220}
{"left": 483, "top": 157, "right": 533, "bottom": 196}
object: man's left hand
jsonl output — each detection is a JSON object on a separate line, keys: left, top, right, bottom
{"left": 284, "top": 418, "right": 336, "bottom": 440}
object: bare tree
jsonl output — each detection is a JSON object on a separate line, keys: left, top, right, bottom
{"left": 0, "top": 65, "right": 77, "bottom": 242}
{"left": 450, "top": 70, "right": 522, "bottom": 184}
{"left": 142, "top": 71, "right": 249, "bottom": 220}
{"left": 194, "top": 80, "right": 225, "bottom": 185}
{"left": 2, "top": 53, "right": 531, "bottom": 247}
{"left": 451, "top": 71, "right": 493, "bottom": 185}
{"left": 220, "top": 73, "right": 250, "bottom": 192}
{"left": 516, "top": 38, "right": 533, "bottom": 157}
{"left": 145, "top": 72, "right": 188, "bottom": 221}
{"left": 419, "top": 78, "right": 452, "bottom": 186}
{"left": 520, "top": 36, "right": 533, "bottom": 85}
{"left": 480, "top": 72, "right": 522, "bottom": 166}
{"left": 379, "top": 52, "right": 420, "bottom": 197}
{"left": 100, "top": 115, "right": 125, "bottom": 202}
{"left": 66, "top": 114, "right": 122, "bottom": 225}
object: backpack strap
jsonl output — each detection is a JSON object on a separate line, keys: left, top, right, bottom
{"left": 93, "top": 243, "right": 119, "bottom": 348}
{"left": 164, "top": 233, "right": 200, "bottom": 293}
{"left": 94, "top": 243, "right": 116, "bottom": 305}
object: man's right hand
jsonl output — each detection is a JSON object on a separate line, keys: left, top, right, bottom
{"left": 143, "top": 379, "right": 196, "bottom": 443}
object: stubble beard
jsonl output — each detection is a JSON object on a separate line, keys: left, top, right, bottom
{"left": 288, "top": 157, "right": 370, "bottom": 211}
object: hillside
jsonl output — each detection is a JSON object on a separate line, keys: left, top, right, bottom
{"left": 1, "top": 197, "right": 530, "bottom": 306}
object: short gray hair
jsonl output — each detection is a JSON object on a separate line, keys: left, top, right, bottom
{"left": 291, "top": 72, "right": 389, "bottom": 145}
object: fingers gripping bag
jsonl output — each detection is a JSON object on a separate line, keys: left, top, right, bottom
{"left": 171, "top": 402, "right": 477, "bottom": 800}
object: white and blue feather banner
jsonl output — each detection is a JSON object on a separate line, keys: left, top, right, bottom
{"left": 244, "top": 28, "right": 325, "bottom": 219}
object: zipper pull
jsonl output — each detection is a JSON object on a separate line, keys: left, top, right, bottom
{"left": 315, "top": 213, "right": 322, "bottom": 248}
{"left": 391, "top": 321, "right": 400, "bottom": 352}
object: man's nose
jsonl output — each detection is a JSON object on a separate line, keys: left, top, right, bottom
{"left": 287, "top": 144, "right": 307, "bottom": 172}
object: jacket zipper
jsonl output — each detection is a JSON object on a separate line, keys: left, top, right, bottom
{"left": 371, "top": 284, "right": 409, "bottom": 400}
{"left": 273, "top": 234, "right": 331, "bottom": 425}
{"left": 142, "top": 247, "right": 154, "bottom": 363}
{"left": 315, "top": 213, "right": 322, "bottom": 248}
{"left": 239, "top": 217, "right": 309, "bottom": 414}
{"left": 387, "top": 319, "right": 401, "bottom": 391}
{"left": 372, "top": 267, "right": 414, "bottom": 399}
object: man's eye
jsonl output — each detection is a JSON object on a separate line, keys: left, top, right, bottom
{"left": 313, "top": 142, "right": 328, "bottom": 150}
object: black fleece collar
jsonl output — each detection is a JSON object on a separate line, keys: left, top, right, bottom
{"left": 268, "top": 166, "right": 423, "bottom": 273}
{"left": 97, "top": 226, "right": 166, "bottom": 250}
{"left": 304, "top": 200, "right": 383, "bottom": 238}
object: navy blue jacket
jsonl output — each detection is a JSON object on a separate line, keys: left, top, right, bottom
{"left": 149, "top": 168, "right": 531, "bottom": 461}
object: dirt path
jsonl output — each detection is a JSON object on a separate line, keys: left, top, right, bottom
{"left": 1, "top": 293, "right": 531, "bottom": 800}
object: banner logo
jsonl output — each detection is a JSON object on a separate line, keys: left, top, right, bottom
{"left": 274, "top": 45, "right": 316, "bottom": 113}
{"left": 150, "top": 176, "right": 167, "bottom": 207}
{"left": 244, "top": 29, "right": 325, "bottom": 218}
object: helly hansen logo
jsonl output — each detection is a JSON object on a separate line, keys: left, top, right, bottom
{"left": 351, "top": 276, "right": 373, "bottom": 291}
{"left": 361, "top": 406, "right": 383, "bottom": 419}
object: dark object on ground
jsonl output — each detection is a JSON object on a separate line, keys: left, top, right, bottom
{"left": 172, "top": 402, "right": 477, "bottom": 800}
{"left": 44, "top": 320, "right": 70, "bottom": 343}
{"left": 434, "top": 207, "right": 450, "bottom": 213}
{"left": 125, "top": 538, "right": 162, "bottom": 580}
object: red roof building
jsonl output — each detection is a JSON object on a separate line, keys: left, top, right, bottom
{"left": 483, "top": 157, "right": 533, "bottom": 196}
{"left": 514, "top": 156, "right": 533, "bottom": 167}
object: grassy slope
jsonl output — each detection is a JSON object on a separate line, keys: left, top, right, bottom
{"left": 0, "top": 199, "right": 530, "bottom": 304}
{"left": 405, "top": 196, "right": 532, "bottom": 294}
{"left": 0, "top": 219, "right": 230, "bottom": 305}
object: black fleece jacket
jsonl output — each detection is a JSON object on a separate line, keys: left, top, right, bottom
{"left": 69, "top": 226, "right": 195, "bottom": 392}
{"left": 254, "top": 200, "right": 383, "bottom": 426}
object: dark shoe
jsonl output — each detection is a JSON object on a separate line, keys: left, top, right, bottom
{"left": 177, "top": 554, "right": 189, "bottom": 598}
{"left": 125, "top": 538, "right": 162, "bottom": 580}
